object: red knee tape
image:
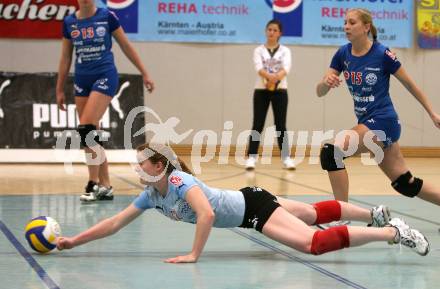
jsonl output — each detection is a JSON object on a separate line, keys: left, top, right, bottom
{"left": 310, "top": 226, "right": 350, "bottom": 255}
{"left": 312, "top": 200, "right": 341, "bottom": 225}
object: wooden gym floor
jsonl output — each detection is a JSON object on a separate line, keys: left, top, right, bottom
{"left": 0, "top": 157, "right": 439, "bottom": 289}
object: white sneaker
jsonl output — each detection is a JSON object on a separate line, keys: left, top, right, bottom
{"left": 80, "top": 181, "right": 99, "bottom": 202}
{"left": 282, "top": 157, "right": 296, "bottom": 170}
{"left": 245, "top": 157, "right": 257, "bottom": 170}
{"left": 80, "top": 193, "right": 97, "bottom": 202}
{"left": 96, "top": 186, "right": 114, "bottom": 201}
{"left": 388, "top": 218, "right": 430, "bottom": 256}
{"left": 369, "top": 205, "right": 391, "bottom": 227}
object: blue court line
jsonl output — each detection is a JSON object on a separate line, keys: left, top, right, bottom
{"left": 114, "top": 173, "right": 368, "bottom": 289}
{"left": 230, "top": 228, "right": 368, "bottom": 289}
{"left": 0, "top": 221, "right": 60, "bottom": 289}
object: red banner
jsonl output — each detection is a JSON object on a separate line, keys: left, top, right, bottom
{"left": 0, "top": 0, "right": 78, "bottom": 39}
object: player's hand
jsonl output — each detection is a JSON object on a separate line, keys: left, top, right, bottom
{"left": 431, "top": 112, "right": 440, "bottom": 129}
{"left": 164, "top": 253, "right": 198, "bottom": 264}
{"left": 143, "top": 76, "right": 155, "bottom": 93}
{"left": 323, "top": 74, "right": 342, "bottom": 89}
{"left": 390, "top": 50, "right": 397, "bottom": 58}
{"left": 56, "top": 91, "right": 66, "bottom": 111}
{"left": 56, "top": 237, "right": 75, "bottom": 250}
{"left": 266, "top": 73, "right": 278, "bottom": 84}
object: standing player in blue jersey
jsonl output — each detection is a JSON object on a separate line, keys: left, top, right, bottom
{"left": 56, "top": 143, "right": 430, "bottom": 262}
{"left": 316, "top": 9, "right": 440, "bottom": 223}
{"left": 56, "top": 0, "right": 154, "bottom": 202}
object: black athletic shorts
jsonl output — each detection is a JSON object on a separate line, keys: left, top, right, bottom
{"left": 238, "top": 186, "right": 281, "bottom": 232}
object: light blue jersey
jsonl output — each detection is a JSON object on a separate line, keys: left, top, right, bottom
{"left": 330, "top": 42, "right": 401, "bottom": 123}
{"left": 63, "top": 8, "right": 120, "bottom": 75}
{"left": 133, "top": 170, "right": 245, "bottom": 228}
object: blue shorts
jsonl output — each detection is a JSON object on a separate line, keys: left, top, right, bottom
{"left": 361, "top": 117, "right": 401, "bottom": 148}
{"left": 74, "top": 69, "right": 119, "bottom": 97}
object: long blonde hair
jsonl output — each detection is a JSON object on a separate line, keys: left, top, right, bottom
{"left": 349, "top": 8, "right": 377, "bottom": 41}
{"left": 136, "top": 143, "right": 193, "bottom": 175}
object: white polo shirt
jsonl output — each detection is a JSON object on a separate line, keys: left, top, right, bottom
{"left": 253, "top": 44, "right": 292, "bottom": 89}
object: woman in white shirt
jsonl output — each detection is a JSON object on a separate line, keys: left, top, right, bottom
{"left": 246, "top": 19, "right": 295, "bottom": 170}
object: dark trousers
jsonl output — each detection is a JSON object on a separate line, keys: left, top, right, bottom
{"left": 247, "top": 89, "right": 290, "bottom": 158}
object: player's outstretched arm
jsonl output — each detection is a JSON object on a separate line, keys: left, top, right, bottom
{"left": 57, "top": 204, "right": 143, "bottom": 250}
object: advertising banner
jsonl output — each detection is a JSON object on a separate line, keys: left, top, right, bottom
{"left": 113, "top": 0, "right": 413, "bottom": 48}
{"left": 0, "top": 72, "right": 144, "bottom": 149}
{"left": 417, "top": 0, "right": 440, "bottom": 48}
{"left": 0, "top": 1, "right": 414, "bottom": 46}
{"left": 301, "top": 0, "right": 413, "bottom": 47}
{"left": 0, "top": 0, "right": 78, "bottom": 38}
